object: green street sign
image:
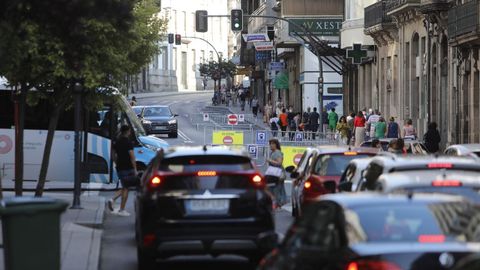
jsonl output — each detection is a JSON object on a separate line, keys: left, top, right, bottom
{"left": 288, "top": 17, "right": 343, "bottom": 36}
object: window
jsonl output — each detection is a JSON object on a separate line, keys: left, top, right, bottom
{"left": 314, "top": 154, "right": 371, "bottom": 176}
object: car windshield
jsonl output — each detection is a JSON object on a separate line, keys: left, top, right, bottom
{"left": 143, "top": 107, "right": 171, "bottom": 117}
{"left": 314, "top": 154, "right": 371, "bottom": 176}
{"left": 158, "top": 155, "right": 254, "bottom": 172}
{"left": 351, "top": 203, "right": 480, "bottom": 243}
{"left": 132, "top": 107, "right": 143, "bottom": 115}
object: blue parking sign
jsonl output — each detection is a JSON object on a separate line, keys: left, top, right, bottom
{"left": 255, "top": 131, "right": 267, "bottom": 145}
{"left": 295, "top": 132, "right": 303, "bottom": 141}
{"left": 247, "top": 145, "right": 258, "bottom": 159}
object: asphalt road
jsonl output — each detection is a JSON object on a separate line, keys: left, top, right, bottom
{"left": 99, "top": 92, "right": 294, "bottom": 270}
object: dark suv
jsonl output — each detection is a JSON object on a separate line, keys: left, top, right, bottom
{"left": 135, "top": 146, "right": 276, "bottom": 269}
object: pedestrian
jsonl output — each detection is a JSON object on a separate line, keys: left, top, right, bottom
{"left": 322, "top": 107, "right": 329, "bottom": 134}
{"left": 130, "top": 96, "right": 137, "bottom": 106}
{"left": 302, "top": 107, "right": 311, "bottom": 139}
{"left": 374, "top": 117, "right": 387, "bottom": 139}
{"left": 402, "top": 118, "right": 416, "bottom": 139}
{"left": 309, "top": 107, "right": 320, "bottom": 140}
{"left": 251, "top": 96, "right": 258, "bottom": 116}
{"left": 386, "top": 116, "right": 400, "bottom": 138}
{"left": 424, "top": 122, "right": 441, "bottom": 153}
{"left": 269, "top": 113, "right": 280, "bottom": 137}
{"left": 107, "top": 125, "right": 137, "bottom": 216}
{"left": 336, "top": 115, "right": 349, "bottom": 145}
{"left": 287, "top": 106, "right": 296, "bottom": 140}
{"left": 366, "top": 110, "right": 380, "bottom": 140}
{"left": 279, "top": 108, "right": 288, "bottom": 138}
{"left": 266, "top": 138, "right": 287, "bottom": 209}
{"left": 354, "top": 111, "right": 366, "bottom": 147}
{"left": 240, "top": 91, "right": 246, "bottom": 111}
{"left": 347, "top": 112, "right": 355, "bottom": 145}
{"left": 328, "top": 107, "right": 339, "bottom": 132}
{"left": 202, "top": 77, "right": 208, "bottom": 90}
{"left": 264, "top": 102, "right": 272, "bottom": 124}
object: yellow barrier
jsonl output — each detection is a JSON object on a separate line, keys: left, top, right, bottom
{"left": 212, "top": 131, "right": 244, "bottom": 145}
{"left": 281, "top": 146, "right": 307, "bottom": 168}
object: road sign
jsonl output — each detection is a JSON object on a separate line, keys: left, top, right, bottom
{"left": 227, "top": 114, "right": 238, "bottom": 125}
{"left": 269, "top": 62, "right": 285, "bottom": 71}
{"left": 295, "top": 132, "right": 303, "bottom": 141}
{"left": 247, "top": 145, "right": 258, "bottom": 159}
{"left": 238, "top": 114, "right": 245, "bottom": 122}
{"left": 203, "top": 113, "right": 209, "bottom": 122}
{"left": 255, "top": 131, "right": 267, "bottom": 145}
{"left": 212, "top": 131, "right": 244, "bottom": 145}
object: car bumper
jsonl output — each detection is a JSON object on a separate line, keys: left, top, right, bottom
{"left": 147, "top": 124, "right": 177, "bottom": 134}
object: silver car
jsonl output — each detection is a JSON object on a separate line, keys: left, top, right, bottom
{"left": 445, "top": 144, "right": 480, "bottom": 159}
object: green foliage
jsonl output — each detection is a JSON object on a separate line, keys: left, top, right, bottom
{"left": 199, "top": 59, "right": 237, "bottom": 80}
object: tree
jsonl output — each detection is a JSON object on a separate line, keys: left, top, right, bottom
{"left": 0, "top": 0, "right": 167, "bottom": 196}
{"left": 199, "top": 59, "right": 237, "bottom": 90}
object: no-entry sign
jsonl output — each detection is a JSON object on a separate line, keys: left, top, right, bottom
{"left": 227, "top": 114, "right": 238, "bottom": 125}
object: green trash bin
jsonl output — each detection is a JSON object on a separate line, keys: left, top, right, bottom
{"left": 0, "top": 197, "right": 68, "bottom": 270}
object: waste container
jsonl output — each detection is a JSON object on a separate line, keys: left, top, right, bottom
{"left": 0, "top": 197, "right": 68, "bottom": 270}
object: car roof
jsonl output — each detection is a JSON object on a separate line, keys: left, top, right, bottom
{"left": 319, "top": 192, "right": 466, "bottom": 208}
{"left": 163, "top": 145, "right": 250, "bottom": 159}
{"left": 143, "top": 105, "right": 170, "bottom": 108}
{"left": 447, "top": 144, "right": 480, "bottom": 152}
{"left": 378, "top": 170, "right": 480, "bottom": 191}
{"left": 369, "top": 154, "right": 480, "bottom": 169}
{"left": 314, "top": 146, "right": 379, "bottom": 155}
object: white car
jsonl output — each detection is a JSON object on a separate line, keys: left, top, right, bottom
{"left": 445, "top": 144, "right": 480, "bottom": 159}
{"left": 375, "top": 170, "right": 480, "bottom": 203}
{"left": 338, "top": 157, "right": 374, "bottom": 192}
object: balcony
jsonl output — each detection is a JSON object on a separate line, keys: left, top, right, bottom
{"left": 448, "top": 0, "right": 480, "bottom": 45}
{"left": 386, "top": 0, "right": 420, "bottom": 15}
{"left": 365, "top": 1, "right": 392, "bottom": 29}
{"left": 418, "top": 0, "right": 450, "bottom": 13}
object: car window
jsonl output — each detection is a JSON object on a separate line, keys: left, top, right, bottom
{"left": 351, "top": 202, "right": 480, "bottom": 243}
{"left": 144, "top": 107, "right": 171, "bottom": 117}
{"left": 314, "top": 154, "right": 371, "bottom": 176}
{"left": 133, "top": 107, "right": 143, "bottom": 115}
{"left": 158, "top": 155, "right": 254, "bottom": 172}
{"left": 473, "top": 151, "right": 480, "bottom": 158}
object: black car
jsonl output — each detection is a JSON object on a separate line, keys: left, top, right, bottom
{"left": 259, "top": 193, "right": 480, "bottom": 270}
{"left": 136, "top": 105, "right": 178, "bottom": 138}
{"left": 135, "top": 146, "right": 276, "bottom": 269}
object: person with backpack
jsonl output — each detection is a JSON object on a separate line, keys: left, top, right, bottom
{"left": 269, "top": 113, "right": 280, "bottom": 137}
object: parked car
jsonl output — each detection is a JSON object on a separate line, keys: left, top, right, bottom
{"left": 259, "top": 193, "right": 480, "bottom": 270}
{"left": 361, "top": 138, "right": 429, "bottom": 154}
{"left": 136, "top": 105, "right": 178, "bottom": 138}
{"left": 285, "top": 147, "right": 319, "bottom": 217}
{"left": 292, "top": 146, "right": 378, "bottom": 215}
{"left": 135, "top": 146, "right": 276, "bottom": 269}
{"left": 354, "top": 155, "right": 480, "bottom": 192}
{"left": 375, "top": 170, "right": 480, "bottom": 203}
{"left": 445, "top": 144, "right": 480, "bottom": 158}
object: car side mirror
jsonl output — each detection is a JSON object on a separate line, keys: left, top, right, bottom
{"left": 338, "top": 181, "right": 352, "bottom": 192}
{"left": 290, "top": 171, "right": 299, "bottom": 179}
{"left": 324, "top": 180, "right": 337, "bottom": 193}
{"left": 285, "top": 165, "right": 295, "bottom": 173}
{"left": 173, "top": 114, "right": 179, "bottom": 117}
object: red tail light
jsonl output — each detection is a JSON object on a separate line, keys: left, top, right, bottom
{"left": 346, "top": 260, "right": 401, "bottom": 270}
{"left": 143, "top": 233, "right": 156, "bottom": 247}
{"left": 251, "top": 174, "right": 266, "bottom": 188}
{"left": 304, "top": 181, "right": 312, "bottom": 189}
{"left": 418, "top": 234, "right": 445, "bottom": 243}
{"left": 427, "top": 163, "right": 453, "bottom": 169}
{"left": 431, "top": 180, "right": 462, "bottom": 187}
{"left": 149, "top": 175, "right": 162, "bottom": 189}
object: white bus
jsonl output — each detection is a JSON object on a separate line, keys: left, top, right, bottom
{"left": 0, "top": 78, "right": 168, "bottom": 184}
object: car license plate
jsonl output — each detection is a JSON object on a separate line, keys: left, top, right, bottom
{"left": 154, "top": 126, "right": 167, "bottom": 130}
{"left": 186, "top": 199, "right": 229, "bottom": 213}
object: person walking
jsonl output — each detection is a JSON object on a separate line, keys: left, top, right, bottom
{"left": 309, "top": 107, "right": 320, "bottom": 140}
{"left": 386, "top": 116, "right": 400, "bottom": 138}
{"left": 366, "top": 110, "right": 380, "bottom": 140}
{"left": 264, "top": 102, "right": 272, "bottom": 124}
{"left": 336, "top": 115, "right": 349, "bottom": 145}
{"left": 107, "top": 125, "right": 137, "bottom": 216}
{"left": 302, "top": 107, "right": 311, "bottom": 139}
{"left": 322, "top": 107, "right": 329, "bottom": 134}
{"left": 328, "top": 107, "right": 339, "bottom": 132}
{"left": 424, "top": 122, "right": 441, "bottom": 153}
{"left": 347, "top": 112, "right": 356, "bottom": 145}
{"left": 374, "top": 117, "right": 387, "bottom": 139}
{"left": 287, "top": 106, "right": 296, "bottom": 140}
{"left": 402, "top": 119, "right": 416, "bottom": 139}
{"left": 279, "top": 108, "right": 288, "bottom": 138}
{"left": 129, "top": 96, "right": 137, "bottom": 106}
{"left": 251, "top": 96, "right": 259, "bottom": 117}
{"left": 266, "top": 139, "right": 287, "bottom": 209}
{"left": 354, "top": 111, "right": 366, "bottom": 147}
{"left": 269, "top": 113, "right": 280, "bottom": 137}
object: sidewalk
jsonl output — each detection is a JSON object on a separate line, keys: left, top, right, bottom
{"left": 0, "top": 190, "right": 106, "bottom": 270}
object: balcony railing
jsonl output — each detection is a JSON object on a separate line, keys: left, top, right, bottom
{"left": 419, "top": 0, "right": 450, "bottom": 13}
{"left": 365, "top": 1, "right": 392, "bottom": 29}
{"left": 448, "top": 0, "right": 480, "bottom": 40}
{"left": 385, "top": 0, "right": 421, "bottom": 12}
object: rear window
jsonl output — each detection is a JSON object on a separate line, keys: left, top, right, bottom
{"left": 350, "top": 203, "right": 480, "bottom": 243}
{"left": 161, "top": 174, "right": 255, "bottom": 190}
{"left": 158, "top": 155, "right": 254, "bottom": 172}
{"left": 314, "top": 154, "right": 372, "bottom": 176}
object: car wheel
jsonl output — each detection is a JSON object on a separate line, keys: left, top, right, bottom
{"left": 168, "top": 131, "right": 178, "bottom": 138}
{"left": 137, "top": 247, "right": 156, "bottom": 270}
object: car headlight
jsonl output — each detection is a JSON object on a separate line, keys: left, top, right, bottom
{"left": 143, "top": 143, "right": 159, "bottom": 151}
{"left": 142, "top": 120, "right": 152, "bottom": 125}
{"left": 168, "top": 119, "right": 177, "bottom": 125}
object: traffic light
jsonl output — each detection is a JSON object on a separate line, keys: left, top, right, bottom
{"left": 230, "top": 9, "right": 243, "bottom": 31}
{"left": 168, "top": 33, "right": 174, "bottom": 44}
{"left": 195, "top": 10, "right": 208, "bottom": 32}
{"left": 175, "top": 34, "right": 181, "bottom": 45}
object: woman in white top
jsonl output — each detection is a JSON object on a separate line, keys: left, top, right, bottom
{"left": 269, "top": 113, "right": 280, "bottom": 137}
{"left": 402, "top": 119, "right": 416, "bottom": 139}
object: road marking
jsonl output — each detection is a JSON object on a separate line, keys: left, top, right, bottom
{"left": 178, "top": 130, "right": 193, "bottom": 143}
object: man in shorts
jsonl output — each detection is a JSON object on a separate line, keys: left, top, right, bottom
{"left": 107, "top": 125, "right": 137, "bottom": 216}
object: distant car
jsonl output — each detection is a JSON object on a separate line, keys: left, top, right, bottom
{"left": 132, "top": 106, "right": 153, "bottom": 133}
{"left": 361, "top": 138, "right": 429, "bottom": 154}
{"left": 356, "top": 155, "right": 480, "bottom": 192}
{"left": 259, "top": 192, "right": 480, "bottom": 270}
{"left": 136, "top": 105, "right": 178, "bottom": 138}
{"left": 338, "top": 157, "right": 374, "bottom": 192}
{"left": 375, "top": 170, "right": 480, "bottom": 203}
{"left": 445, "top": 144, "right": 480, "bottom": 158}
{"left": 285, "top": 147, "right": 319, "bottom": 217}
{"left": 292, "top": 146, "right": 378, "bottom": 215}
{"left": 135, "top": 146, "right": 276, "bottom": 269}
